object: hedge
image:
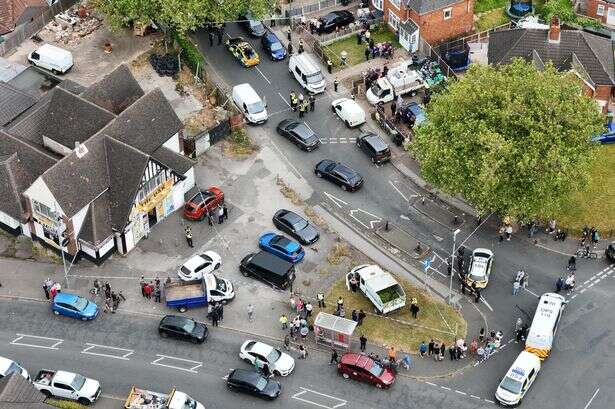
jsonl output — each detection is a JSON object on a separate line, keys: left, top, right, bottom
{"left": 171, "top": 31, "right": 205, "bottom": 76}
{"left": 45, "top": 398, "right": 87, "bottom": 409}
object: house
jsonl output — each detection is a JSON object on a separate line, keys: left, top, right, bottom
{"left": 0, "top": 372, "right": 52, "bottom": 408}
{"left": 0, "top": 0, "right": 51, "bottom": 35}
{"left": 0, "top": 63, "right": 196, "bottom": 263}
{"left": 374, "top": 0, "right": 474, "bottom": 47}
{"left": 582, "top": 0, "right": 615, "bottom": 26}
{"left": 488, "top": 17, "right": 615, "bottom": 112}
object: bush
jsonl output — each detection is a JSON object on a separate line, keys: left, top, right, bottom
{"left": 45, "top": 398, "right": 87, "bottom": 409}
{"left": 171, "top": 31, "right": 205, "bottom": 77}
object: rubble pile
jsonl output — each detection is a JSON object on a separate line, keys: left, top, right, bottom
{"left": 42, "top": 2, "right": 103, "bottom": 46}
{"left": 149, "top": 53, "right": 179, "bottom": 77}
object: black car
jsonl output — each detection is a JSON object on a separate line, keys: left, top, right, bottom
{"left": 277, "top": 119, "right": 321, "bottom": 151}
{"left": 158, "top": 315, "right": 208, "bottom": 344}
{"left": 356, "top": 133, "right": 391, "bottom": 164}
{"left": 226, "top": 368, "right": 281, "bottom": 400}
{"left": 315, "top": 159, "right": 364, "bottom": 191}
{"left": 318, "top": 10, "right": 355, "bottom": 34}
{"left": 606, "top": 242, "right": 615, "bottom": 262}
{"left": 272, "top": 209, "right": 319, "bottom": 245}
{"left": 239, "top": 13, "right": 266, "bottom": 37}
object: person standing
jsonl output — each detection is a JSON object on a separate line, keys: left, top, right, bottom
{"left": 143, "top": 283, "right": 152, "bottom": 299}
{"left": 216, "top": 303, "right": 224, "bottom": 321}
{"left": 300, "top": 325, "right": 308, "bottom": 339}
{"left": 104, "top": 281, "right": 111, "bottom": 299}
{"left": 327, "top": 59, "right": 332, "bottom": 74}
{"left": 185, "top": 226, "right": 193, "bottom": 248}
{"left": 387, "top": 345, "right": 396, "bottom": 363}
{"left": 474, "top": 287, "right": 481, "bottom": 303}
{"left": 211, "top": 308, "right": 219, "bottom": 327}
{"left": 512, "top": 280, "right": 520, "bottom": 296}
{"left": 333, "top": 78, "right": 339, "bottom": 93}
{"left": 287, "top": 42, "right": 293, "bottom": 56}
{"left": 305, "top": 301, "right": 313, "bottom": 317}
{"left": 479, "top": 327, "right": 485, "bottom": 342}
{"left": 280, "top": 314, "right": 289, "bottom": 330}
{"left": 290, "top": 91, "right": 297, "bottom": 112}
{"left": 247, "top": 303, "right": 254, "bottom": 322}
{"left": 298, "top": 40, "right": 304, "bottom": 54}
{"left": 410, "top": 302, "right": 420, "bottom": 319}
{"left": 287, "top": 26, "right": 292, "bottom": 42}
{"left": 428, "top": 339, "right": 435, "bottom": 356}
{"left": 309, "top": 94, "right": 315, "bottom": 111}
{"left": 299, "top": 100, "right": 305, "bottom": 118}
{"left": 317, "top": 292, "right": 325, "bottom": 308}
{"left": 217, "top": 27, "right": 223, "bottom": 45}
{"left": 298, "top": 345, "right": 307, "bottom": 359}
{"left": 419, "top": 341, "right": 428, "bottom": 357}
{"left": 329, "top": 349, "right": 339, "bottom": 365}
{"left": 357, "top": 309, "right": 366, "bottom": 326}
{"left": 360, "top": 334, "right": 367, "bottom": 352}
{"left": 217, "top": 206, "right": 224, "bottom": 224}
{"left": 391, "top": 101, "right": 396, "bottom": 117}
{"left": 364, "top": 46, "right": 370, "bottom": 61}
{"left": 222, "top": 204, "right": 228, "bottom": 220}
{"left": 42, "top": 278, "right": 52, "bottom": 300}
{"left": 208, "top": 30, "right": 214, "bottom": 46}
{"left": 351, "top": 309, "right": 358, "bottom": 322}
{"left": 153, "top": 285, "right": 161, "bottom": 303}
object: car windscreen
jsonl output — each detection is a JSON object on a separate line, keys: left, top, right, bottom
{"left": 499, "top": 376, "right": 523, "bottom": 394}
{"left": 71, "top": 374, "right": 86, "bottom": 391}
{"left": 181, "top": 395, "right": 197, "bottom": 409}
{"left": 182, "top": 319, "right": 196, "bottom": 333}
{"left": 250, "top": 21, "right": 264, "bottom": 30}
{"left": 74, "top": 297, "right": 88, "bottom": 311}
{"left": 267, "top": 348, "right": 282, "bottom": 363}
{"left": 244, "top": 47, "right": 255, "bottom": 58}
{"left": 368, "top": 362, "right": 384, "bottom": 377}
{"left": 255, "top": 377, "right": 268, "bottom": 391}
{"left": 247, "top": 101, "right": 265, "bottom": 114}
{"left": 306, "top": 71, "right": 324, "bottom": 84}
{"left": 215, "top": 276, "right": 227, "bottom": 292}
{"left": 292, "top": 219, "right": 308, "bottom": 231}
{"left": 6, "top": 362, "right": 21, "bottom": 376}
{"left": 270, "top": 41, "right": 283, "bottom": 51}
{"left": 371, "top": 83, "right": 384, "bottom": 96}
{"left": 180, "top": 266, "right": 192, "bottom": 275}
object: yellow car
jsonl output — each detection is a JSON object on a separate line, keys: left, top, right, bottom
{"left": 226, "top": 37, "right": 259, "bottom": 67}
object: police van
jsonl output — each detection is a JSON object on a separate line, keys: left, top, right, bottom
{"left": 495, "top": 351, "right": 541, "bottom": 406}
{"left": 288, "top": 54, "right": 326, "bottom": 94}
{"left": 524, "top": 292, "right": 567, "bottom": 359}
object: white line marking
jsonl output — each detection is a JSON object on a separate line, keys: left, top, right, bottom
{"left": 455, "top": 390, "right": 467, "bottom": 396}
{"left": 470, "top": 394, "right": 481, "bottom": 400}
{"left": 323, "top": 191, "right": 348, "bottom": 208}
{"left": 291, "top": 387, "right": 347, "bottom": 409}
{"left": 425, "top": 381, "right": 437, "bottom": 386}
{"left": 570, "top": 294, "right": 578, "bottom": 299}
{"left": 278, "top": 92, "right": 290, "bottom": 107}
{"left": 81, "top": 343, "right": 133, "bottom": 360}
{"left": 330, "top": 140, "right": 337, "bottom": 143}
{"left": 580, "top": 288, "right": 587, "bottom": 294}
{"left": 254, "top": 66, "right": 271, "bottom": 84}
{"left": 151, "top": 354, "right": 203, "bottom": 373}
{"left": 10, "top": 334, "right": 63, "bottom": 350}
{"left": 485, "top": 399, "right": 495, "bottom": 403}
{"left": 440, "top": 386, "right": 451, "bottom": 391}
{"left": 270, "top": 140, "right": 303, "bottom": 179}
{"left": 400, "top": 214, "right": 410, "bottom": 220}
{"left": 522, "top": 287, "right": 540, "bottom": 298}
{"left": 389, "top": 180, "right": 409, "bottom": 202}
{"left": 584, "top": 388, "right": 600, "bottom": 409}
{"left": 594, "top": 278, "right": 601, "bottom": 283}
{"left": 479, "top": 295, "right": 494, "bottom": 312}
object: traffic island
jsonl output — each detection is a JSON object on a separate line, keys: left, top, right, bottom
{"left": 324, "top": 276, "right": 467, "bottom": 353}
{"left": 375, "top": 223, "right": 430, "bottom": 259}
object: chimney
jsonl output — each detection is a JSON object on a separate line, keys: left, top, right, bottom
{"left": 548, "top": 16, "right": 560, "bottom": 44}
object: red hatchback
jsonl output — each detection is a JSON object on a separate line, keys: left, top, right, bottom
{"left": 337, "top": 353, "right": 395, "bottom": 389}
{"left": 183, "top": 187, "right": 224, "bottom": 221}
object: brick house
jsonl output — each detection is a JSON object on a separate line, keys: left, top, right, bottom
{"left": 488, "top": 17, "right": 615, "bottom": 112}
{"left": 0, "top": 0, "right": 51, "bottom": 35}
{"left": 373, "top": 0, "right": 475, "bottom": 46}
{"left": 581, "top": 0, "right": 615, "bottom": 26}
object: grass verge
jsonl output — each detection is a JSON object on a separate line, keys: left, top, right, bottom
{"left": 324, "top": 276, "right": 466, "bottom": 352}
{"left": 476, "top": 8, "right": 510, "bottom": 32}
{"left": 45, "top": 398, "right": 87, "bottom": 409}
{"left": 554, "top": 144, "right": 615, "bottom": 234}
{"left": 475, "top": 0, "right": 509, "bottom": 13}
{"left": 322, "top": 25, "right": 400, "bottom": 69}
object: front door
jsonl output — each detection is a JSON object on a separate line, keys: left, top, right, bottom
{"left": 608, "top": 7, "right": 615, "bottom": 25}
{"left": 147, "top": 207, "right": 157, "bottom": 227}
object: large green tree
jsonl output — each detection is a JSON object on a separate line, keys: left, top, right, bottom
{"left": 93, "top": 0, "right": 275, "bottom": 33}
{"left": 411, "top": 59, "right": 603, "bottom": 220}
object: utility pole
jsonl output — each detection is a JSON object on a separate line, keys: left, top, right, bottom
{"left": 449, "top": 228, "right": 461, "bottom": 304}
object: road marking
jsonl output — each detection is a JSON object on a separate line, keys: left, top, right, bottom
{"left": 278, "top": 92, "right": 290, "bottom": 107}
{"left": 10, "top": 333, "right": 63, "bottom": 350}
{"left": 584, "top": 388, "right": 600, "bottom": 409}
{"left": 270, "top": 140, "right": 303, "bottom": 179}
{"left": 323, "top": 191, "right": 348, "bottom": 208}
{"left": 579, "top": 288, "right": 587, "bottom": 294}
{"left": 254, "top": 66, "right": 271, "bottom": 84}
{"left": 484, "top": 399, "right": 495, "bottom": 403}
{"left": 100, "top": 394, "right": 125, "bottom": 401}
{"left": 81, "top": 343, "right": 133, "bottom": 360}
{"left": 292, "top": 387, "right": 347, "bottom": 409}
{"left": 440, "top": 386, "right": 451, "bottom": 391}
{"left": 455, "top": 390, "right": 467, "bottom": 396}
{"left": 522, "top": 287, "right": 540, "bottom": 298}
{"left": 478, "top": 295, "right": 494, "bottom": 312}
{"left": 400, "top": 214, "right": 410, "bottom": 220}
{"left": 424, "top": 381, "right": 437, "bottom": 386}
{"left": 470, "top": 394, "right": 481, "bottom": 400}
{"left": 349, "top": 208, "right": 381, "bottom": 229}
{"left": 389, "top": 180, "right": 409, "bottom": 202}
{"left": 151, "top": 354, "right": 203, "bottom": 374}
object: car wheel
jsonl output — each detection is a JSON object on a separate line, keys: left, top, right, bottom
{"left": 51, "top": 69, "right": 59, "bottom": 75}
{"left": 41, "top": 390, "right": 52, "bottom": 397}
{"left": 273, "top": 370, "right": 281, "bottom": 377}
{"left": 160, "top": 331, "right": 168, "bottom": 338}
{"left": 341, "top": 184, "right": 347, "bottom": 191}
{"left": 53, "top": 310, "right": 60, "bottom": 315}
{"left": 342, "top": 373, "right": 350, "bottom": 379}
{"left": 178, "top": 306, "right": 187, "bottom": 313}
{"left": 191, "top": 337, "right": 200, "bottom": 344}
{"left": 81, "top": 316, "right": 88, "bottom": 321}
{"left": 243, "top": 358, "right": 252, "bottom": 364}
{"left": 345, "top": 120, "right": 351, "bottom": 128}
{"left": 78, "top": 397, "right": 92, "bottom": 406}
{"left": 315, "top": 171, "right": 323, "bottom": 178}
{"left": 241, "top": 269, "right": 249, "bottom": 277}
{"left": 371, "top": 157, "right": 376, "bottom": 164}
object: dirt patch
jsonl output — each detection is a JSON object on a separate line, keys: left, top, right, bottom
{"left": 303, "top": 206, "right": 328, "bottom": 229}
{"left": 276, "top": 179, "right": 304, "bottom": 206}
{"left": 32, "top": 243, "right": 62, "bottom": 264}
{"left": 222, "top": 128, "right": 259, "bottom": 158}
{"left": 327, "top": 243, "right": 351, "bottom": 265}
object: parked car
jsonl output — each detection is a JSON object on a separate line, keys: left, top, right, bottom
{"left": 276, "top": 119, "right": 320, "bottom": 151}
{"left": 239, "top": 12, "right": 266, "bottom": 36}
{"left": 259, "top": 232, "right": 305, "bottom": 263}
{"left": 52, "top": 293, "right": 98, "bottom": 321}
{"left": 158, "top": 315, "right": 208, "bottom": 344}
{"left": 125, "top": 386, "right": 205, "bottom": 409}
{"left": 272, "top": 209, "right": 319, "bottom": 245}
{"left": 401, "top": 102, "right": 426, "bottom": 126}
{"left": 495, "top": 351, "right": 541, "bottom": 406}
{"left": 315, "top": 159, "right": 364, "bottom": 191}
{"left": 337, "top": 352, "right": 395, "bottom": 388}
{"left": 317, "top": 10, "right": 355, "bottom": 34}
{"left": 165, "top": 273, "right": 234, "bottom": 312}
{"left": 606, "top": 241, "right": 615, "bottom": 262}
{"left": 225, "top": 368, "right": 281, "bottom": 400}
{"left": 288, "top": 54, "right": 326, "bottom": 94}
{"left": 0, "top": 356, "right": 29, "bottom": 380}
{"left": 261, "top": 31, "right": 287, "bottom": 60}
{"left": 27, "top": 43, "right": 73, "bottom": 74}
{"left": 177, "top": 252, "right": 222, "bottom": 281}
{"left": 356, "top": 133, "right": 391, "bottom": 164}
{"left": 232, "top": 83, "right": 268, "bottom": 124}
{"left": 463, "top": 248, "right": 494, "bottom": 289}
{"left": 331, "top": 98, "right": 366, "bottom": 128}
{"left": 33, "top": 369, "right": 101, "bottom": 405}
{"left": 226, "top": 37, "right": 260, "bottom": 67}
{"left": 239, "top": 251, "right": 296, "bottom": 289}
{"left": 183, "top": 186, "right": 224, "bottom": 221}
{"left": 239, "top": 340, "right": 295, "bottom": 376}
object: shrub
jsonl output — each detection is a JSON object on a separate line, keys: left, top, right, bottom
{"left": 45, "top": 398, "right": 87, "bottom": 409}
{"left": 171, "top": 31, "right": 205, "bottom": 77}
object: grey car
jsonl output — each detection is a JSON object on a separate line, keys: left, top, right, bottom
{"left": 272, "top": 209, "right": 319, "bottom": 245}
{"left": 277, "top": 119, "right": 321, "bottom": 151}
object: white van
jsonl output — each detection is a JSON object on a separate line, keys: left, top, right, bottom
{"left": 525, "top": 292, "right": 566, "bottom": 359}
{"left": 495, "top": 351, "right": 541, "bottom": 406}
{"left": 346, "top": 264, "right": 406, "bottom": 314}
{"left": 288, "top": 54, "right": 326, "bottom": 94}
{"left": 232, "top": 83, "right": 268, "bottom": 124}
{"left": 27, "top": 44, "right": 74, "bottom": 74}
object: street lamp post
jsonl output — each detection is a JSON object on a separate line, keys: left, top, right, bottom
{"left": 54, "top": 214, "right": 69, "bottom": 289}
{"left": 449, "top": 228, "right": 461, "bottom": 304}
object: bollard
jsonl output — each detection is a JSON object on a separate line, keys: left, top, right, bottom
{"left": 385, "top": 220, "right": 389, "bottom": 231}
{"left": 415, "top": 242, "right": 422, "bottom": 253}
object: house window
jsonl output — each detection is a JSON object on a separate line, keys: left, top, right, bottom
{"left": 410, "top": 34, "right": 417, "bottom": 44}
{"left": 597, "top": 4, "right": 605, "bottom": 16}
{"left": 138, "top": 173, "right": 167, "bottom": 203}
{"left": 372, "top": 0, "right": 383, "bottom": 10}
{"left": 388, "top": 11, "right": 400, "bottom": 31}
{"left": 443, "top": 7, "right": 453, "bottom": 20}
{"left": 33, "top": 201, "right": 56, "bottom": 220}
{"left": 389, "top": 0, "right": 401, "bottom": 10}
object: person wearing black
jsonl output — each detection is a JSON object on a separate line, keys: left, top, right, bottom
{"left": 428, "top": 339, "right": 435, "bottom": 356}
{"left": 479, "top": 327, "right": 485, "bottom": 342}
{"left": 211, "top": 308, "right": 219, "bottom": 327}
{"left": 382, "top": 65, "right": 388, "bottom": 77}
{"left": 222, "top": 204, "right": 228, "bottom": 220}
{"left": 449, "top": 345, "right": 455, "bottom": 360}
{"left": 208, "top": 31, "right": 214, "bottom": 46}
{"left": 309, "top": 94, "right": 315, "bottom": 111}
{"left": 567, "top": 256, "right": 576, "bottom": 271}
{"left": 357, "top": 309, "right": 366, "bottom": 326}
{"left": 217, "top": 27, "right": 223, "bottom": 45}
{"left": 410, "top": 303, "right": 419, "bottom": 319}
{"left": 333, "top": 78, "right": 339, "bottom": 92}
{"left": 391, "top": 101, "right": 396, "bottom": 117}
{"left": 359, "top": 334, "right": 367, "bottom": 352}
{"left": 216, "top": 303, "right": 224, "bottom": 321}
{"left": 327, "top": 59, "right": 332, "bottom": 74}
{"left": 351, "top": 309, "right": 358, "bottom": 322}
{"left": 262, "top": 363, "right": 271, "bottom": 378}
{"left": 288, "top": 42, "right": 293, "bottom": 55}
{"left": 356, "top": 32, "right": 362, "bottom": 45}
{"left": 329, "top": 349, "right": 339, "bottom": 365}
{"left": 364, "top": 47, "right": 370, "bottom": 61}
{"left": 298, "top": 40, "right": 304, "bottom": 54}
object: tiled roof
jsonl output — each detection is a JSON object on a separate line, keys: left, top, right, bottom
{"left": 78, "top": 191, "right": 113, "bottom": 245}
{"left": 81, "top": 63, "right": 145, "bottom": 114}
{"left": 405, "top": 0, "right": 464, "bottom": 14}
{"left": 0, "top": 82, "right": 36, "bottom": 126}
{"left": 488, "top": 28, "right": 615, "bottom": 86}
{"left": 0, "top": 372, "right": 48, "bottom": 407}
{"left": 152, "top": 146, "right": 195, "bottom": 175}
{"left": 0, "top": 0, "right": 48, "bottom": 35}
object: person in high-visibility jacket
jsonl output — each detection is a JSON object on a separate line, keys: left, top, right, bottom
{"left": 290, "top": 91, "right": 298, "bottom": 112}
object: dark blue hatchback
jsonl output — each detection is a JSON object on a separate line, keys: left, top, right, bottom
{"left": 261, "top": 32, "right": 286, "bottom": 61}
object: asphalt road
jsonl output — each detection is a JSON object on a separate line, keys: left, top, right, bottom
{"left": 191, "top": 22, "right": 615, "bottom": 409}
{"left": 0, "top": 300, "right": 496, "bottom": 409}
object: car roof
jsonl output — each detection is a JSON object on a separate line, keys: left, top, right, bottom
{"left": 183, "top": 254, "right": 208, "bottom": 270}
{"left": 264, "top": 32, "right": 279, "bottom": 42}
{"left": 161, "top": 315, "right": 193, "bottom": 326}
{"left": 54, "top": 292, "right": 80, "bottom": 304}
{"left": 333, "top": 163, "right": 358, "bottom": 178}
{"left": 353, "top": 265, "right": 398, "bottom": 292}
{"left": 505, "top": 352, "right": 540, "bottom": 380}
{"left": 291, "top": 123, "right": 315, "bottom": 139}
{"left": 54, "top": 371, "right": 76, "bottom": 384}
{"left": 279, "top": 209, "right": 304, "bottom": 224}
{"left": 248, "top": 341, "right": 274, "bottom": 355}
{"left": 0, "top": 357, "right": 15, "bottom": 373}
{"left": 250, "top": 251, "right": 294, "bottom": 276}
{"left": 341, "top": 353, "right": 374, "bottom": 369}
{"left": 362, "top": 133, "right": 388, "bottom": 151}
{"left": 230, "top": 368, "right": 263, "bottom": 384}
{"left": 271, "top": 235, "right": 293, "bottom": 249}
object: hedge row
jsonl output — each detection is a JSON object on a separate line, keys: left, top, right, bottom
{"left": 171, "top": 31, "right": 205, "bottom": 76}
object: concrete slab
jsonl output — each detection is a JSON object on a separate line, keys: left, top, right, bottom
{"left": 375, "top": 223, "right": 430, "bottom": 260}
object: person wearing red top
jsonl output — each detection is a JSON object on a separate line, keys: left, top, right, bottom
{"left": 143, "top": 283, "right": 153, "bottom": 299}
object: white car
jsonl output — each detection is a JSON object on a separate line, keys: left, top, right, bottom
{"left": 177, "top": 252, "right": 222, "bottom": 281}
{"left": 239, "top": 340, "right": 295, "bottom": 376}
{"left": 331, "top": 98, "right": 366, "bottom": 128}
{"left": 0, "top": 356, "right": 30, "bottom": 380}
{"left": 495, "top": 351, "right": 541, "bottom": 406}
{"left": 464, "top": 248, "right": 494, "bottom": 289}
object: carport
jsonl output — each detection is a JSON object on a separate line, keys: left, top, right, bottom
{"left": 313, "top": 312, "right": 357, "bottom": 349}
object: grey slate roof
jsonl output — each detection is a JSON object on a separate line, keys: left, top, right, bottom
{"left": 78, "top": 191, "right": 113, "bottom": 245}
{"left": 0, "top": 57, "right": 27, "bottom": 82}
{"left": 0, "top": 153, "right": 25, "bottom": 221}
{"left": 0, "top": 372, "right": 49, "bottom": 408}
{"left": 152, "top": 146, "right": 195, "bottom": 175}
{"left": 405, "top": 0, "right": 463, "bottom": 14}
{"left": 81, "top": 63, "right": 145, "bottom": 115}
{"left": 400, "top": 19, "right": 418, "bottom": 33}
{"left": 0, "top": 82, "right": 36, "bottom": 126}
{"left": 41, "top": 87, "right": 116, "bottom": 149}
{"left": 101, "top": 88, "right": 183, "bottom": 155}
{"left": 488, "top": 28, "right": 615, "bottom": 86}
{"left": 57, "top": 79, "right": 87, "bottom": 95}
{"left": 5, "top": 94, "right": 53, "bottom": 149}
{"left": 7, "top": 66, "right": 61, "bottom": 99}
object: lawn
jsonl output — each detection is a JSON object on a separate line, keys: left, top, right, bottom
{"left": 322, "top": 24, "right": 400, "bottom": 69}
{"left": 554, "top": 144, "right": 615, "bottom": 234}
{"left": 324, "top": 276, "right": 467, "bottom": 353}
{"left": 476, "top": 8, "right": 510, "bottom": 32}
{"left": 475, "top": 0, "right": 509, "bottom": 13}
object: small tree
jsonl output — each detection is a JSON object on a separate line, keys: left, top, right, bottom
{"left": 411, "top": 59, "right": 603, "bottom": 220}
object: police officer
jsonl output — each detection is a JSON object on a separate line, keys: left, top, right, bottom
{"left": 327, "top": 58, "right": 333, "bottom": 74}
{"left": 299, "top": 100, "right": 306, "bottom": 118}
{"left": 333, "top": 78, "right": 339, "bottom": 92}
{"left": 288, "top": 42, "right": 293, "bottom": 55}
{"left": 290, "top": 91, "right": 298, "bottom": 112}
{"left": 309, "top": 94, "right": 315, "bottom": 111}
{"left": 298, "top": 39, "right": 304, "bottom": 54}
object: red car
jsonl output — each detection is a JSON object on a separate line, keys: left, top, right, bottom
{"left": 337, "top": 353, "right": 395, "bottom": 389}
{"left": 183, "top": 187, "right": 224, "bottom": 221}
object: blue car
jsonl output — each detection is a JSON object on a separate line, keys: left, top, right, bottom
{"left": 403, "top": 102, "right": 427, "bottom": 126}
{"left": 592, "top": 122, "right": 615, "bottom": 144}
{"left": 258, "top": 232, "right": 305, "bottom": 263}
{"left": 52, "top": 293, "right": 98, "bottom": 321}
{"left": 261, "top": 32, "right": 287, "bottom": 61}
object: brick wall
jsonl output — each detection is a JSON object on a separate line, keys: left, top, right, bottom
{"left": 584, "top": 0, "right": 608, "bottom": 24}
